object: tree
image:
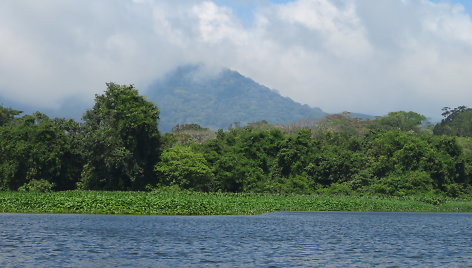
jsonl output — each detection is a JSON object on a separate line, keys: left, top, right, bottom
{"left": 369, "top": 111, "right": 427, "bottom": 133}
{"left": 0, "top": 106, "right": 22, "bottom": 126}
{"left": 305, "top": 131, "right": 365, "bottom": 186}
{"left": 213, "top": 153, "right": 265, "bottom": 192}
{"left": 306, "top": 146, "right": 365, "bottom": 186}
{"left": 79, "top": 83, "right": 161, "bottom": 190}
{"left": 434, "top": 106, "right": 472, "bottom": 137}
{"left": 199, "top": 127, "right": 284, "bottom": 192}
{"left": 167, "top": 123, "right": 216, "bottom": 145}
{"left": 154, "top": 146, "right": 214, "bottom": 191}
{"left": 365, "top": 130, "right": 466, "bottom": 189}
{"left": 315, "top": 112, "right": 369, "bottom": 136}
{"left": 0, "top": 112, "right": 81, "bottom": 190}
{"left": 277, "top": 129, "right": 315, "bottom": 177}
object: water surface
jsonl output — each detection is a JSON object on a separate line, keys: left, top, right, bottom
{"left": 1, "top": 212, "right": 471, "bottom": 267}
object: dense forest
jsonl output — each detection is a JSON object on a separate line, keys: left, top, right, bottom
{"left": 1, "top": 83, "right": 471, "bottom": 197}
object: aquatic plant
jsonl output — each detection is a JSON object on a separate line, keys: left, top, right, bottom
{"left": 0, "top": 191, "right": 471, "bottom": 215}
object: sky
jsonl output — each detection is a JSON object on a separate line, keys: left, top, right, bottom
{"left": 1, "top": 0, "right": 472, "bottom": 119}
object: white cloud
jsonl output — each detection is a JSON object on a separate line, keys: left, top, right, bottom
{"left": 0, "top": 0, "right": 472, "bottom": 119}
{"left": 192, "top": 1, "right": 247, "bottom": 43}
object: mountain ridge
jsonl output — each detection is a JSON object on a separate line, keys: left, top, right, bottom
{"left": 1, "top": 65, "right": 374, "bottom": 131}
{"left": 145, "top": 65, "right": 327, "bottom": 131}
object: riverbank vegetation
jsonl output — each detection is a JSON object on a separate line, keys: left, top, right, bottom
{"left": 1, "top": 190, "right": 472, "bottom": 215}
{"left": 1, "top": 83, "right": 472, "bottom": 206}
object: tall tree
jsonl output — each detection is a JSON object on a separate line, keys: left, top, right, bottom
{"left": 434, "top": 106, "right": 472, "bottom": 137}
{"left": 79, "top": 83, "right": 161, "bottom": 190}
{"left": 0, "top": 106, "right": 22, "bottom": 126}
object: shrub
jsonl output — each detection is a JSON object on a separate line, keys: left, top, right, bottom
{"left": 443, "top": 183, "right": 470, "bottom": 198}
{"left": 155, "top": 146, "right": 214, "bottom": 191}
{"left": 316, "top": 183, "right": 353, "bottom": 196}
{"left": 364, "top": 171, "right": 433, "bottom": 196}
{"left": 18, "top": 179, "right": 55, "bottom": 192}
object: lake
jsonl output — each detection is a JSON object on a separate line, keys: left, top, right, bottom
{"left": 1, "top": 212, "right": 471, "bottom": 267}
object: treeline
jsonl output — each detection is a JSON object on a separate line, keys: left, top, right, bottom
{"left": 0, "top": 83, "right": 160, "bottom": 192}
{"left": 1, "top": 83, "right": 471, "bottom": 197}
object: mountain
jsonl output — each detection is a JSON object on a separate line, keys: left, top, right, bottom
{"left": 1, "top": 65, "right": 372, "bottom": 132}
{"left": 145, "top": 65, "right": 327, "bottom": 132}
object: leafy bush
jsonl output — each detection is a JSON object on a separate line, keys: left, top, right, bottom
{"left": 155, "top": 146, "right": 214, "bottom": 191}
{"left": 18, "top": 179, "right": 55, "bottom": 192}
{"left": 316, "top": 183, "right": 353, "bottom": 196}
{"left": 443, "top": 183, "right": 468, "bottom": 198}
{"left": 283, "top": 175, "right": 314, "bottom": 194}
{"left": 148, "top": 184, "right": 184, "bottom": 193}
{"left": 364, "top": 171, "right": 433, "bottom": 196}
{"left": 251, "top": 175, "right": 314, "bottom": 194}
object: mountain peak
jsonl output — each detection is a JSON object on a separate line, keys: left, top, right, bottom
{"left": 146, "top": 65, "right": 326, "bottom": 132}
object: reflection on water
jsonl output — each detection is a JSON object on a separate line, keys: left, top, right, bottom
{"left": 1, "top": 212, "right": 472, "bottom": 267}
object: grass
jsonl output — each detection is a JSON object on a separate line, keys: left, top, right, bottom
{"left": 0, "top": 191, "right": 471, "bottom": 216}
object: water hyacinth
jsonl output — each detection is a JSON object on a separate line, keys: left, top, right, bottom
{"left": 0, "top": 191, "right": 471, "bottom": 216}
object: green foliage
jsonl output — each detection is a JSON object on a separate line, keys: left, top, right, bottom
{"left": 154, "top": 146, "right": 214, "bottom": 191}
{"left": 2, "top": 191, "right": 472, "bottom": 215}
{"left": 302, "top": 131, "right": 365, "bottom": 187}
{"left": 212, "top": 153, "right": 265, "bottom": 192}
{"left": 307, "top": 148, "right": 365, "bottom": 186}
{"left": 316, "top": 183, "right": 354, "bottom": 196}
{"left": 364, "top": 131, "right": 466, "bottom": 188}
{"left": 1, "top": 85, "right": 471, "bottom": 199}
{"left": 200, "top": 127, "right": 286, "bottom": 192}
{"left": 171, "top": 123, "right": 208, "bottom": 132}
{"left": 364, "top": 171, "right": 434, "bottom": 196}
{"left": 0, "top": 106, "right": 22, "bottom": 126}
{"left": 434, "top": 106, "right": 472, "bottom": 137}
{"left": 457, "top": 137, "right": 472, "bottom": 181}
{"left": 164, "top": 123, "right": 216, "bottom": 145}
{"left": 189, "top": 123, "right": 471, "bottom": 196}
{"left": 0, "top": 112, "right": 81, "bottom": 191}
{"left": 18, "top": 179, "right": 55, "bottom": 192}
{"left": 277, "top": 129, "right": 316, "bottom": 177}
{"left": 443, "top": 183, "right": 470, "bottom": 198}
{"left": 457, "top": 137, "right": 472, "bottom": 159}
{"left": 370, "top": 111, "right": 426, "bottom": 133}
{"left": 315, "top": 112, "right": 370, "bottom": 136}
{"left": 279, "top": 175, "right": 314, "bottom": 194}
{"left": 79, "top": 83, "right": 161, "bottom": 190}
{"left": 246, "top": 120, "right": 274, "bottom": 130}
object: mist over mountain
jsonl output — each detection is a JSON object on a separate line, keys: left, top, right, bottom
{"left": 145, "top": 65, "right": 327, "bottom": 132}
{"left": 0, "top": 96, "right": 88, "bottom": 121}
{"left": 1, "top": 65, "right": 376, "bottom": 132}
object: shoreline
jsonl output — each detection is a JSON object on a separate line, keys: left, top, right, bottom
{"left": 1, "top": 191, "right": 471, "bottom": 216}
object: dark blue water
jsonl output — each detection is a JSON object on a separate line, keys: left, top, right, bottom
{"left": 1, "top": 212, "right": 472, "bottom": 267}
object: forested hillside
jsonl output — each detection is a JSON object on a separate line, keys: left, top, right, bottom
{"left": 1, "top": 65, "right": 372, "bottom": 132}
{"left": 145, "top": 65, "right": 326, "bottom": 131}
{"left": 1, "top": 83, "right": 471, "bottom": 198}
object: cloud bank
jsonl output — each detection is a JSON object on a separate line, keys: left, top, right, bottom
{"left": 0, "top": 0, "right": 471, "bottom": 118}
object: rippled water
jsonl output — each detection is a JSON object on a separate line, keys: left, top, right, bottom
{"left": 1, "top": 212, "right": 472, "bottom": 267}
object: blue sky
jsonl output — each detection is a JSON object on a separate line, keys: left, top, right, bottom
{"left": 1, "top": 0, "right": 472, "bottom": 119}
{"left": 434, "top": 0, "right": 472, "bottom": 12}
{"left": 217, "top": 0, "right": 472, "bottom": 25}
